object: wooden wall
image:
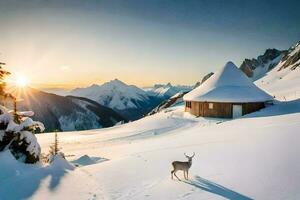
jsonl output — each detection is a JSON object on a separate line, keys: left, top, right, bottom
{"left": 185, "top": 101, "right": 265, "bottom": 118}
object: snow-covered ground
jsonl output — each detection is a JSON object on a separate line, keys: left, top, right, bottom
{"left": 1, "top": 99, "right": 300, "bottom": 200}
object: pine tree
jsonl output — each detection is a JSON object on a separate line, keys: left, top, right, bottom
{"left": 0, "top": 61, "right": 45, "bottom": 163}
{"left": 47, "top": 130, "right": 66, "bottom": 163}
{"left": 0, "top": 62, "right": 10, "bottom": 96}
{"left": 49, "top": 130, "right": 60, "bottom": 156}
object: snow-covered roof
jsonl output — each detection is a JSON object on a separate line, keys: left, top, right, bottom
{"left": 183, "top": 61, "right": 273, "bottom": 102}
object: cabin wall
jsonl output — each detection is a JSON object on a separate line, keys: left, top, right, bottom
{"left": 242, "top": 102, "right": 265, "bottom": 115}
{"left": 185, "top": 101, "right": 265, "bottom": 118}
{"left": 202, "top": 102, "right": 232, "bottom": 118}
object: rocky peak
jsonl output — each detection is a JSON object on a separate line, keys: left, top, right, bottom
{"left": 279, "top": 41, "right": 300, "bottom": 71}
{"left": 240, "top": 48, "right": 284, "bottom": 78}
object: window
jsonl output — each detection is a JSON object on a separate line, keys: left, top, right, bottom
{"left": 186, "top": 101, "right": 192, "bottom": 108}
{"left": 209, "top": 103, "right": 214, "bottom": 109}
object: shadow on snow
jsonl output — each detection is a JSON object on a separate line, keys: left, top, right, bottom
{"left": 0, "top": 152, "right": 72, "bottom": 200}
{"left": 183, "top": 176, "right": 253, "bottom": 200}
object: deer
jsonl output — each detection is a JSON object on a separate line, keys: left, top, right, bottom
{"left": 171, "top": 152, "right": 195, "bottom": 181}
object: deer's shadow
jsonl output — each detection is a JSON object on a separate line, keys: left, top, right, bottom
{"left": 183, "top": 176, "right": 253, "bottom": 200}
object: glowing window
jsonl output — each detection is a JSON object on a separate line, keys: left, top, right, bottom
{"left": 209, "top": 103, "right": 214, "bottom": 109}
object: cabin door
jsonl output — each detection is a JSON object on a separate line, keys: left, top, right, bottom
{"left": 232, "top": 105, "right": 242, "bottom": 118}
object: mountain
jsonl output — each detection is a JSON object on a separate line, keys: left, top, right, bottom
{"left": 15, "top": 88, "right": 127, "bottom": 132}
{"left": 145, "top": 83, "right": 192, "bottom": 99}
{"left": 148, "top": 91, "right": 188, "bottom": 115}
{"left": 240, "top": 48, "right": 286, "bottom": 80}
{"left": 193, "top": 72, "right": 214, "bottom": 89}
{"left": 255, "top": 41, "right": 300, "bottom": 100}
{"left": 42, "top": 88, "right": 71, "bottom": 96}
{"left": 70, "top": 79, "right": 163, "bottom": 120}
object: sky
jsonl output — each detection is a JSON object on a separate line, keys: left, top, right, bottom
{"left": 0, "top": 0, "right": 299, "bottom": 89}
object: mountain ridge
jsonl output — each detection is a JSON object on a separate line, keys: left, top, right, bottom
{"left": 14, "top": 88, "right": 127, "bottom": 132}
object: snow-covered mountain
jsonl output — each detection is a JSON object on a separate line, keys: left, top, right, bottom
{"left": 240, "top": 48, "right": 286, "bottom": 81}
{"left": 16, "top": 89, "right": 127, "bottom": 132}
{"left": 255, "top": 41, "right": 300, "bottom": 100}
{"left": 70, "top": 79, "right": 163, "bottom": 120}
{"left": 148, "top": 91, "right": 188, "bottom": 115}
{"left": 145, "top": 83, "right": 192, "bottom": 99}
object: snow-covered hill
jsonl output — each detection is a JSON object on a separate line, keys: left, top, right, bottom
{"left": 70, "top": 79, "right": 163, "bottom": 120}
{"left": 255, "top": 42, "right": 300, "bottom": 100}
{"left": 16, "top": 89, "right": 126, "bottom": 132}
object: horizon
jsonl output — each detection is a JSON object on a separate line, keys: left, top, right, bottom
{"left": 0, "top": 0, "right": 299, "bottom": 89}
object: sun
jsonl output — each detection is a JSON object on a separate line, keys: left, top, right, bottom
{"left": 16, "top": 75, "right": 29, "bottom": 87}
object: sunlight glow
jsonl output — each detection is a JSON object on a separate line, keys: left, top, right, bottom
{"left": 16, "top": 75, "right": 29, "bottom": 87}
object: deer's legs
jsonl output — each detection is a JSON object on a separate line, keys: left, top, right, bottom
{"left": 186, "top": 170, "right": 189, "bottom": 180}
{"left": 173, "top": 171, "right": 181, "bottom": 181}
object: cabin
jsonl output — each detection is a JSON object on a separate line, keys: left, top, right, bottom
{"left": 183, "top": 62, "right": 273, "bottom": 118}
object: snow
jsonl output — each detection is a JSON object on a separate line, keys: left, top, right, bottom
{"left": 256, "top": 56, "right": 300, "bottom": 101}
{"left": 18, "top": 111, "right": 35, "bottom": 117}
{"left": 70, "top": 79, "right": 151, "bottom": 110}
{"left": 0, "top": 105, "right": 11, "bottom": 124}
{"left": 251, "top": 54, "right": 282, "bottom": 81}
{"left": 0, "top": 151, "right": 79, "bottom": 200}
{"left": 184, "top": 61, "right": 273, "bottom": 102}
{"left": 71, "top": 155, "right": 108, "bottom": 167}
{"left": 288, "top": 42, "right": 300, "bottom": 57}
{"left": 19, "top": 131, "right": 41, "bottom": 157}
{"left": 0, "top": 106, "right": 44, "bottom": 159}
{"left": 146, "top": 83, "right": 191, "bottom": 98}
{"left": 1, "top": 96, "right": 300, "bottom": 199}
{"left": 6, "top": 117, "right": 45, "bottom": 133}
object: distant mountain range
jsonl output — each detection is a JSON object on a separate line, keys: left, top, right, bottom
{"left": 69, "top": 79, "right": 164, "bottom": 120}
{"left": 45, "top": 80, "right": 192, "bottom": 121}
{"left": 16, "top": 89, "right": 127, "bottom": 132}
{"left": 144, "top": 83, "right": 192, "bottom": 99}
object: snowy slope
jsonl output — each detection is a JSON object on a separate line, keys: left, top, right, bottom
{"left": 240, "top": 49, "right": 285, "bottom": 81}
{"left": 1, "top": 99, "right": 300, "bottom": 199}
{"left": 256, "top": 42, "right": 300, "bottom": 100}
{"left": 148, "top": 92, "right": 188, "bottom": 115}
{"left": 70, "top": 79, "right": 162, "bottom": 120}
